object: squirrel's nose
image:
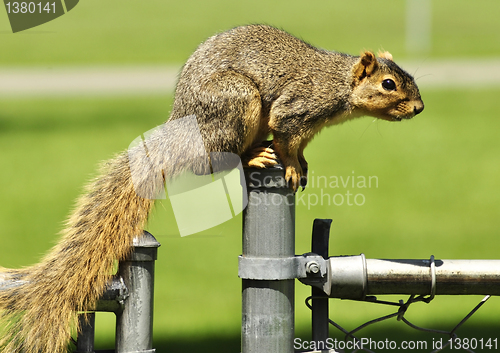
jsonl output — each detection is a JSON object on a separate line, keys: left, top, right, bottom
{"left": 413, "top": 102, "right": 424, "bottom": 115}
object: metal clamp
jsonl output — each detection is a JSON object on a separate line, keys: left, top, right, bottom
{"left": 238, "top": 254, "right": 327, "bottom": 280}
{"left": 94, "top": 276, "right": 129, "bottom": 313}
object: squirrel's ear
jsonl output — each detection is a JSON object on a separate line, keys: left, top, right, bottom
{"left": 377, "top": 50, "right": 393, "bottom": 61}
{"left": 353, "top": 51, "right": 378, "bottom": 81}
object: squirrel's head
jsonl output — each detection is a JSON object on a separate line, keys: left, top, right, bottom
{"left": 350, "top": 51, "right": 424, "bottom": 121}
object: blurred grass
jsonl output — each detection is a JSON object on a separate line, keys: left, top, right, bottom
{"left": 1, "top": 89, "right": 500, "bottom": 351}
{"left": 0, "top": 0, "right": 499, "bottom": 65}
{"left": 1, "top": 0, "right": 500, "bottom": 351}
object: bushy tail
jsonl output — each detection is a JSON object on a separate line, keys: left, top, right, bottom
{"left": 0, "top": 151, "right": 159, "bottom": 352}
{"left": 0, "top": 115, "right": 209, "bottom": 352}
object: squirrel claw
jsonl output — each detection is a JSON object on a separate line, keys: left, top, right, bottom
{"left": 284, "top": 165, "right": 302, "bottom": 192}
{"left": 299, "top": 180, "right": 307, "bottom": 191}
{"left": 299, "top": 173, "right": 308, "bottom": 191}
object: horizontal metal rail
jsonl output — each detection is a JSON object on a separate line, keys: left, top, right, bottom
{"left": 0, "top": 275, "right": 128, "bottom": 313}
{"left": 323, "top": 255, "right": 500, "bottom": 299}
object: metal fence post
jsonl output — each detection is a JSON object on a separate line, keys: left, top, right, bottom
{"left": 76, "top": 313, "right": 96, "bottom": 353}
{"left": 115, "top": 231, "right": 160, "bottom": 353}
{"left": 75, "top": 231, "right": 159, "bottom": 353}
{"left": 241, "top": 166, "right": 295, "bottom": 353}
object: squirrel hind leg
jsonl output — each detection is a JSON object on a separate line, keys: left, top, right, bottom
{"left": 182, "top": 70, "right": 264, "bottom": 156}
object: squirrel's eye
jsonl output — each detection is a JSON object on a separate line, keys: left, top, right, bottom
{"left": 382, "top": 79, "right": 396, "bottom": 91}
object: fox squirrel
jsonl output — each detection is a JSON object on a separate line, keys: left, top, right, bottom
{"left": 0, "top": 24, "right": 423, "bottom": 352}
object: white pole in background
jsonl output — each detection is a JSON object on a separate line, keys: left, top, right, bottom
{"left": 406, "top": 0, "right": 432, "bottom": 55}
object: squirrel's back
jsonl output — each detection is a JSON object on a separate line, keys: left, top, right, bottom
{"left": 182, "top": 25, "right": 338, "bottom": 78}
{"left": 174, "top": 25, "right": 356, "bottom": 119}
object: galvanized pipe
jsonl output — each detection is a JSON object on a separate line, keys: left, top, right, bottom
{"left": 328, "top": 256, "right": 500, "bottom": 299}
{"left": 242, "top": 166, "right": 295, "bottom": 353}
{"left": 115, "top": 231, "right": 160, "bottom": 353}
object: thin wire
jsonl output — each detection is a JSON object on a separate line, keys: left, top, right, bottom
{"left": 305, "top": 293, "right": 492, "bottom": 353}
{"left": 450, "top": 295, "right": 490, "bottom": 335}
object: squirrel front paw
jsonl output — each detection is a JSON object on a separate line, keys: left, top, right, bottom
{"left": 243, "top": 143, "right": 308, "bottom": 192}
{"left": 243, "top": 145, "right": 279, "bottom": 168}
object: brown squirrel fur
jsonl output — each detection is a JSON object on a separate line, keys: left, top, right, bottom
{"left": 0, "top": 24, "right": 423, "bottom": 352}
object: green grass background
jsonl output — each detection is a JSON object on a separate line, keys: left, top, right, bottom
{"left": 1, "top": 1, "right": 500, "bottom": 352}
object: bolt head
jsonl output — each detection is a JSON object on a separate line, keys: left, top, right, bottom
{"left": 306, "top": 261, "right": 320, "bottom": 274}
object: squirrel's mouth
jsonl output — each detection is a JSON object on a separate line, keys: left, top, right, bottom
{"left": 391, "top": 115, "right": 413, "bottom": 122}
{"left": 377, "top": 113, "right": 414, "bottom": 122}
{"left": 384, "top": 100, "right": 424, "bottom": 122}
